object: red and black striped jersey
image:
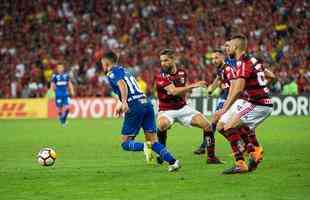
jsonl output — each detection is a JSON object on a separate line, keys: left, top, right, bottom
{"left": 155, "top": 69, "right": 187, "bottom": 111}
{"left": 236, "top": 54, "right": 272, "bottom": 106}
{"left": 216, "top": 64, "right": 236, "bottom": 99}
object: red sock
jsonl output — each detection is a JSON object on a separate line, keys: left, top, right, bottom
{"left": 239, "top": 126, "right": 250, "bottom": 146}
{"left": 220, "top": 128, "right": 245, "bottom": 161}
{"left": 248, "top": 129, "right": 260, "bottom": 147}
{"left": 204, "top": 130, "right": 215, "bottom": 158}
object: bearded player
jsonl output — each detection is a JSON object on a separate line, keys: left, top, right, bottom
{"left": 155, "top": 49, "right": 222, "bottom": 164}
{"left": 194, "top": 41, "right": 237, "bottom": 155}
{"left": 101, "top": 51, "right": 180, "bottom": 172}
{"left": 215, "top": 35, "right": 273, "bottom": 174}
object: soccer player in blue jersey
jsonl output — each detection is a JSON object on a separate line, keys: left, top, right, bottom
{"left": 101, "top": 51, "right": 180, "bottom": 172}
{"left": 51, "top": 64, "right": 75, "bottom": 126}
{"left": 194, "top": 41, "right": 237, "bottom": 155}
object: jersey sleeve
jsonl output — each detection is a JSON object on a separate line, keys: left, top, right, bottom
{"left": 51, "top": 74, "right": 57, "bottom": 83}
{"left": 109, "top": 68, "right": 125, "bottom": 85}
{"left": 236, "top": 60, "right": 252, "bottom": 79}
{"left": 225, "top": 66, "right": 236, "bottom": 81}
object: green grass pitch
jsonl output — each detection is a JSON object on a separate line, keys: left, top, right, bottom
{"left": 0, "top": 116, "right": 309, "bottom": 200}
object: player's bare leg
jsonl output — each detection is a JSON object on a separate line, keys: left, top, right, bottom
{"left": 217, "top": 117, "right": 248, "bottom": 174}
{"left": 191, "top": 113, "right": 222, "bottom": 164}
{"left": 145, "top": 132, "right": 180, "bottom": 172}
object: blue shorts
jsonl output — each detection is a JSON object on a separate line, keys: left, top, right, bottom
{"left": 215, "top": 98, "right": 226, "bottom": 111}
{"left": 55, "top": 96, "right": 70, "bottom": 108}
{"left": 121, "top": 99, "right": 157, "bottom": 136}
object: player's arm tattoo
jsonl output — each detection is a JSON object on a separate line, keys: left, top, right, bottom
{"left": 117, "top": 79, "right": 128, "bottom": 103}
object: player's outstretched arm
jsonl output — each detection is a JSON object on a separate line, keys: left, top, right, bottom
{"left": 164, "top": 81, "right": 206, "bottom": 96}
{"left": 117, "top": 80, "right": 129, "bottom": 113}
{"left": 207, "top": 76, "right": 220, "bottom": 95}
{"left": 68, "top": 81, "right": 75, "bottom": 97}
{"left": 50, "top": 82, "right": 56, "bottom": 91}
{"left": 264, "top": 68, "right": 276, "bottom": 81}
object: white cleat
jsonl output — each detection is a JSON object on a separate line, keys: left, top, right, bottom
{"left": 168, "top": 160, "right": 181, "bottom": 172}
{"left": 144, "top": 142, "right": 155, "bottom": 164}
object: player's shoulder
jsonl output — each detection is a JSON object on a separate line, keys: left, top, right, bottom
{"left": 108, "top": 65, "right": 126, "bottom": 79}
{"left": 111, "top": 65, "right": 126, "bottom": 73}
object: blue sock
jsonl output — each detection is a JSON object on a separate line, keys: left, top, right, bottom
{"left": 121, "top": 140, "right": 144, "bottom": 151}
{"left": 62, "top": 109, "right": 69, "bottom": 123}
{"left": 152, "top": 142, "right": 176, "bottom": 165}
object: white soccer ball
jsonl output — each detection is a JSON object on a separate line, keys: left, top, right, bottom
{"left": 37, "top": 148, "right": 57, "bottom": 166}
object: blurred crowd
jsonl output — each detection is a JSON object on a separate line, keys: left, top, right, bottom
{"left": 0, "top": 0, "right": 309, "bottom": 98}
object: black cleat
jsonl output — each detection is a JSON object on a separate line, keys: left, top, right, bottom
{"left": 222, "top": 160, "right": 248, "bottom": 175}
{"left": 248, "top": 157, "right": 259, "bottom": 172}
{"left": 156, "top": 156, "right": 164, "bottom": 165}
{"left": 193, "top": 147, "right": 206, "bottom": 155}
{"left": 207, "top": 156, "right": 224, "bottom": 164}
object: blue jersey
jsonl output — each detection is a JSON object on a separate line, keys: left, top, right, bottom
{"left": 224, "top": 57, "right": 237, "bottom": 69}
{"left": 107, "top": 65, "right": 145, "bottom": 104}
{"left": 107, "top": 65, "right": 156, "bottom": 135}
{"left": 51, "top": 73, "right": 70, "bottom": 97}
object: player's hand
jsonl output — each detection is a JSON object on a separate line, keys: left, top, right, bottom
{"left": 121, "top": 102, "right": 129, "bottom": 113}
{"left": 193, "top": 81, "right": 207, "bottom": 88}
{"left": 213, "top": 109, "right": 224, "bottom": 122}
{"left": 114, "top": 101, "right": 123, "bottom": 117}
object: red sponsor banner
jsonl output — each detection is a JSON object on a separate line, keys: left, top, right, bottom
{"left": 0, "top": 99, "right": 48, "bottom": 119}
{"left": 48, "top": 98, "right": 117, "bottom": 119}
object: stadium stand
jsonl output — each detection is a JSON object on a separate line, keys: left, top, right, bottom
{"left": 0, "top": 0, "right": 309, "bottom": 98}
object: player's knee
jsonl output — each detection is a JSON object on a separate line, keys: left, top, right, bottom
{"left": 191, "top": 114, "right": 208, "bottom": 129}
{"left": 157, "top": 118, "right": 170, "bottom": 131}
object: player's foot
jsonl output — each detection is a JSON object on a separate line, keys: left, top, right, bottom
{"left": 248, "top": 146, "right": 264, "bottom": 171}
{"left": 168, "top": 160, "right": 181, "bottom": 172}
{"left": 222, "top": 160, "right": 248, "bottom": 174}
{"left": 61, "top": 121, "right": 68, "bottom": 127}
{"left": 143, "top": 142, "right": 155, "bottom": 164}
{"left": 193, "top": 147, "right": 205, "bottom": 155}
{"left": 207, "top": 156, "right": 224, "bottom": 164}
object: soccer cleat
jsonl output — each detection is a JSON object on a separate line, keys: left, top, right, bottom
{"left": 248, "top": 146, "right": 264, "bottom": 171}
{"left": 143, "top": 142, "right": 155, "bottom": 164}
{"left": 193, "top": 147, "right": 206, "bottom": 155}
{"left": 207, "top": 156, "right": 224, "bottom": 164}
{"left": 168, "top": 160, "right": 181, "bottom": 172}
{"left": 156, "top": 156, "right": 164, "bottom": 165}
{"left": 222, "top": 160, "right": 248, "bottom": 174}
